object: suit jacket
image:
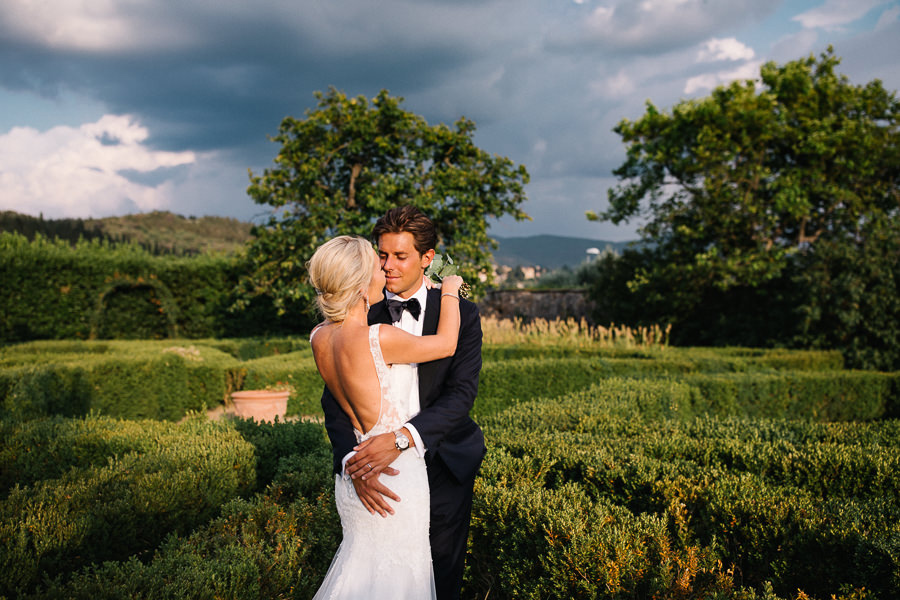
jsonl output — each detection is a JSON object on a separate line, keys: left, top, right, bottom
{"left": 320, "top": 286, "right": 485, "bottom": 484}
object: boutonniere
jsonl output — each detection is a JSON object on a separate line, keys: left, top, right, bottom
{"left": 425, "top": 254, "right": 471, "bottom": 298}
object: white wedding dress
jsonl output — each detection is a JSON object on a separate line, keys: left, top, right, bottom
{"left": 313, "top": 324, "right": 436, "bottom": 600}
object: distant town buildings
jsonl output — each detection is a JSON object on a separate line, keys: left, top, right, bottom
{"left": 492, "top": 264, "right": 545, "bottom": 288}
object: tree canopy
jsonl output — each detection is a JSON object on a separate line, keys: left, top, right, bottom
{"left": 592, "top": 47, "right": 898, "bottom": 289}
{"left": 588, "top": 49, "right": 900, "bottom": 368}
{"left": 238, "top": 87, "right": 530, "bottom": 315}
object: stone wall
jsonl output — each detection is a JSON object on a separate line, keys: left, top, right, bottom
{"left": 478, "top": 288, "right": 595, "bottom": 323}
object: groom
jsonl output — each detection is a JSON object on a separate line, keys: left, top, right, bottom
{"left": 320, "top": 205, "right": 486, "bottom": 600}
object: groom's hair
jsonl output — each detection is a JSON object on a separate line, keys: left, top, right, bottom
{"left": 372, "top": 205, "right": 437, "bottom": 257}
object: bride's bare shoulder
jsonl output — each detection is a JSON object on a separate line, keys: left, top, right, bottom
{"left": 309, "top": 321, "right": 335, "bottom": 348}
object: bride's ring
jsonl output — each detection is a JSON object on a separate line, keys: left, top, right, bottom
{"left": 366, "top": 463, "right": 372, "bottom": 471}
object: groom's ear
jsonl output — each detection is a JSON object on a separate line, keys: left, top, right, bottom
{"left": 420, "top": 248, "right": 436, "bottom": 270}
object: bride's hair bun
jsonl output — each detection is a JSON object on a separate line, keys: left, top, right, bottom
{"left": 307, "top": 236, "right": 377, "bottom": 322}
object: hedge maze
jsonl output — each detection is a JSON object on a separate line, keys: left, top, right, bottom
{"left": 1, "top": 339, "right": 898, "bottom": 599}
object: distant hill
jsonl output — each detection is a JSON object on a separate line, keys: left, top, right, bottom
{"left": 0, "top": 210, "right": 253, "bottom": 255}
{"left": 1, "top": 210, "right": 635, "bottom": 267}
{"left": 96, "top": 211, "right": 253, "bottom": 254}
{"left": 491, "top": 234, "right": 636, "bottom": 269}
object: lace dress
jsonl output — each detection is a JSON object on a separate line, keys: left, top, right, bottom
{"left": 313, "top": 324, "right": 436, "bottom": 600}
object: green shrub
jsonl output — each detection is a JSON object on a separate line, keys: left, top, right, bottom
{"left": 677, "top": 473, "right": 900, "bottom": 598}
{"left": 475, "top": 386, "right": 900, "bottom": 599}
{"left": 481, "top": 344, "right": 843, "bottom": 372}
{"left": 685, "top": 370, "right": 900, "bottom": 421}
{"left": 0, "top": 232, "right": 239, "bottom": 342}
{"left": 481, "top": 377, "right": 696, "bottom": 428}
{"left": 474, "top": 357, "right": 867, "bottom": 421}
{"left": 0, "top": 365, "right": 92, "bottom": 421}
{"left": 468, "top": 451, "right": 740, "bottom": 599}
{"left": 1, "top": 334, "right": 894, "bottom": 599}
{"left": 216, "top": 338, "right": 312, "bottom": 361}
{"left": 475, "top": 357, "right": 608, "bottom": 417}
{"left": 0, "top": 416, "right": 256, "bottom": 596}
{"left": 0, "top": 232, "right": 314, "bottom": 343}
{"left": 0, "top": 341, "right": 237, "bottom": 421}
{"left": 230, "top": 419, "right": 330, "bottom": 490}
{"left": 29, "top": 450, "right": 341, "bottom": 600}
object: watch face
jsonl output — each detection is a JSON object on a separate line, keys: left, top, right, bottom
{"left": 396, "top": 434, "right": 410, "bottom": 450}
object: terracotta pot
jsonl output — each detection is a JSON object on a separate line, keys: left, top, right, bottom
{"left": 230, "top": 390, "right": 289, "bottom": 423}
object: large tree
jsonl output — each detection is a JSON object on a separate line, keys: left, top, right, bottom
{"left": 237, "top": 87, "right": 530, "bottom": 315}
{"left": 589, "top": 49, "right": 900, "bottom": 367}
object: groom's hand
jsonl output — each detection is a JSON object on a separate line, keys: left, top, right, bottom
{"left": 352, "top": 473, "right": 401, "bottom": 517}
{"left": 347, "top": 432, "right": 403, "bottom": 480}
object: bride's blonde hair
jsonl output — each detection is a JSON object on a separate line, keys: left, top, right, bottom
{"left": 307, "top": 236, "right": 378, "bottom": 322}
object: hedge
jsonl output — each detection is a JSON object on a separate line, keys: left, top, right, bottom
{"left": 2, "top": 338, "right": 898, "bottom": 599}
{"left": 16, "top": 425, "right": 339, "bottom": 600}
{"left": 0, "top": 341, "right": 238, "bottom": 422}
{"left": 0, "top": 233, "right": 241, "bottom": 342}
{"left": 0, "top": 340, "right": 327, "bottom": 421}
{"left": 481, "top": 344, "right": 844, "bottom": 372}
{"left": 2, "top": 340, "right": 894, "bottom": 424}
{"left": 469, "top": 452, "right": 743, "bottom": 599}
{"left": 0, "top": 416, "right": 257, "bottom": 597}
{"left": 684, "top": 370, "right": 900, "bottom": 421}
{"left": 0, "top": 232, "right": 312, "bottom": 344}
{"left": 206, "top": 337, "right": 312, "bottom": 361}
{"left": 471, "top": 381, "right": 900, "bottom": 599}
{"left": 475, "top": 357, "right": 899, "bottom": 421}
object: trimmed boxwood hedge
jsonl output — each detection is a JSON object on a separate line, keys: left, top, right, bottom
{"left": 0, "top": 415, "right": 334, "bottom": 598}
{"left": 0, "top": 341, "right": 238, "bottom": 422}
{"left": 0, "top": 232, "right": 314, "bottom": 344}
{"left": 20, "top": 449, "right": 339, "bottom": 600}
{"left": 0, "top": 233, "right": 240, "bottom": 342}
{"left": 481, "top": 344, "right": 844, "bottom": 372}
{"left": 684, "top": 370, "right": 900, "bottom": 421}
{"left": 469, "top": 452, "right": 741, "bottom": 599}
{"left": 476, "top": 356, "right": 899, "bottom": 421}
{"left": 2, "top": 339, "right": 896, "bottom": 427}
{"left": 470, "top": 379, "right": 900, "bottom": 599}
{"left": 0, "top": 416, "right": 257, "bottom": 597}
{"left": 2, "top": 338, "right": 898, "bottom": 599}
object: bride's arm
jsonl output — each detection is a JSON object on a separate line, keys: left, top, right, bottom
{"left": 378, "top": 275, "right": 464, "bottom": 365}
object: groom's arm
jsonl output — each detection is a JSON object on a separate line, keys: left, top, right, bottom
{"left": 407, "top": 300, "right": 482, "bottom": 450}
{"left": 323, "top": 385, "right": 402, "bottom": 517}
{"left": 320, "top": 386, "right": 358, "bottom": 474}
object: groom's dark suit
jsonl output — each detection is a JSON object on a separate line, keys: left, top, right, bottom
{"left": 321, "top": 286, "right": 485, "bottom": 600}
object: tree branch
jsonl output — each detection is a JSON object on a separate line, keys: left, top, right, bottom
{"left": 347, "top": 163, "right": 362, "bottom": 208}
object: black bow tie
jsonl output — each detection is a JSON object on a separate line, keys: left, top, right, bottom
{"left": 386, "top": 297, "right": 421, "bottom": 322}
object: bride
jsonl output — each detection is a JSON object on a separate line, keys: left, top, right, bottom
{"left": 307, "top": 235, "right": 464, "bottom": 599}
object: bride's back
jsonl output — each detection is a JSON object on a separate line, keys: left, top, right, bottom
{"left": 311, "top": 322, "right": 382, "bottom": 434}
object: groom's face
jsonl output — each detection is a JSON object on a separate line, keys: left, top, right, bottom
{"left": 378, "top": 231, "right": 434, "bottom": 299}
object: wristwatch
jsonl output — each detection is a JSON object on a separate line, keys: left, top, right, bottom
{"left": 394, "top": 431, "right": 410, "bottom": 452}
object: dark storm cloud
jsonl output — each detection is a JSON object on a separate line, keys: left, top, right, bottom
{"left": 0, "top": 0, "right": 510, "bottom": 154}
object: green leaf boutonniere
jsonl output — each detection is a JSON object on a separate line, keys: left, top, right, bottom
{"left": 425, "top": 254, "right": 471, "bottom": 298}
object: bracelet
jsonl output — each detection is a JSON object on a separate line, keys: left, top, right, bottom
{"left": 441, "top": 293, "right": 460, "bottom": 299}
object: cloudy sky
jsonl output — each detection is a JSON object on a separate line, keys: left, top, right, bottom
{"left": 1, "top": 0, "right": 897, "bottom": 242}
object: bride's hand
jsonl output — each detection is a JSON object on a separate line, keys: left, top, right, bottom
{"left": 440, "top": 274, "right": 464, "bottom": 297}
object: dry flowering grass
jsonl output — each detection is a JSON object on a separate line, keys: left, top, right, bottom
{"left": 481, "top": 316, "right": 671, "bottom": 349}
